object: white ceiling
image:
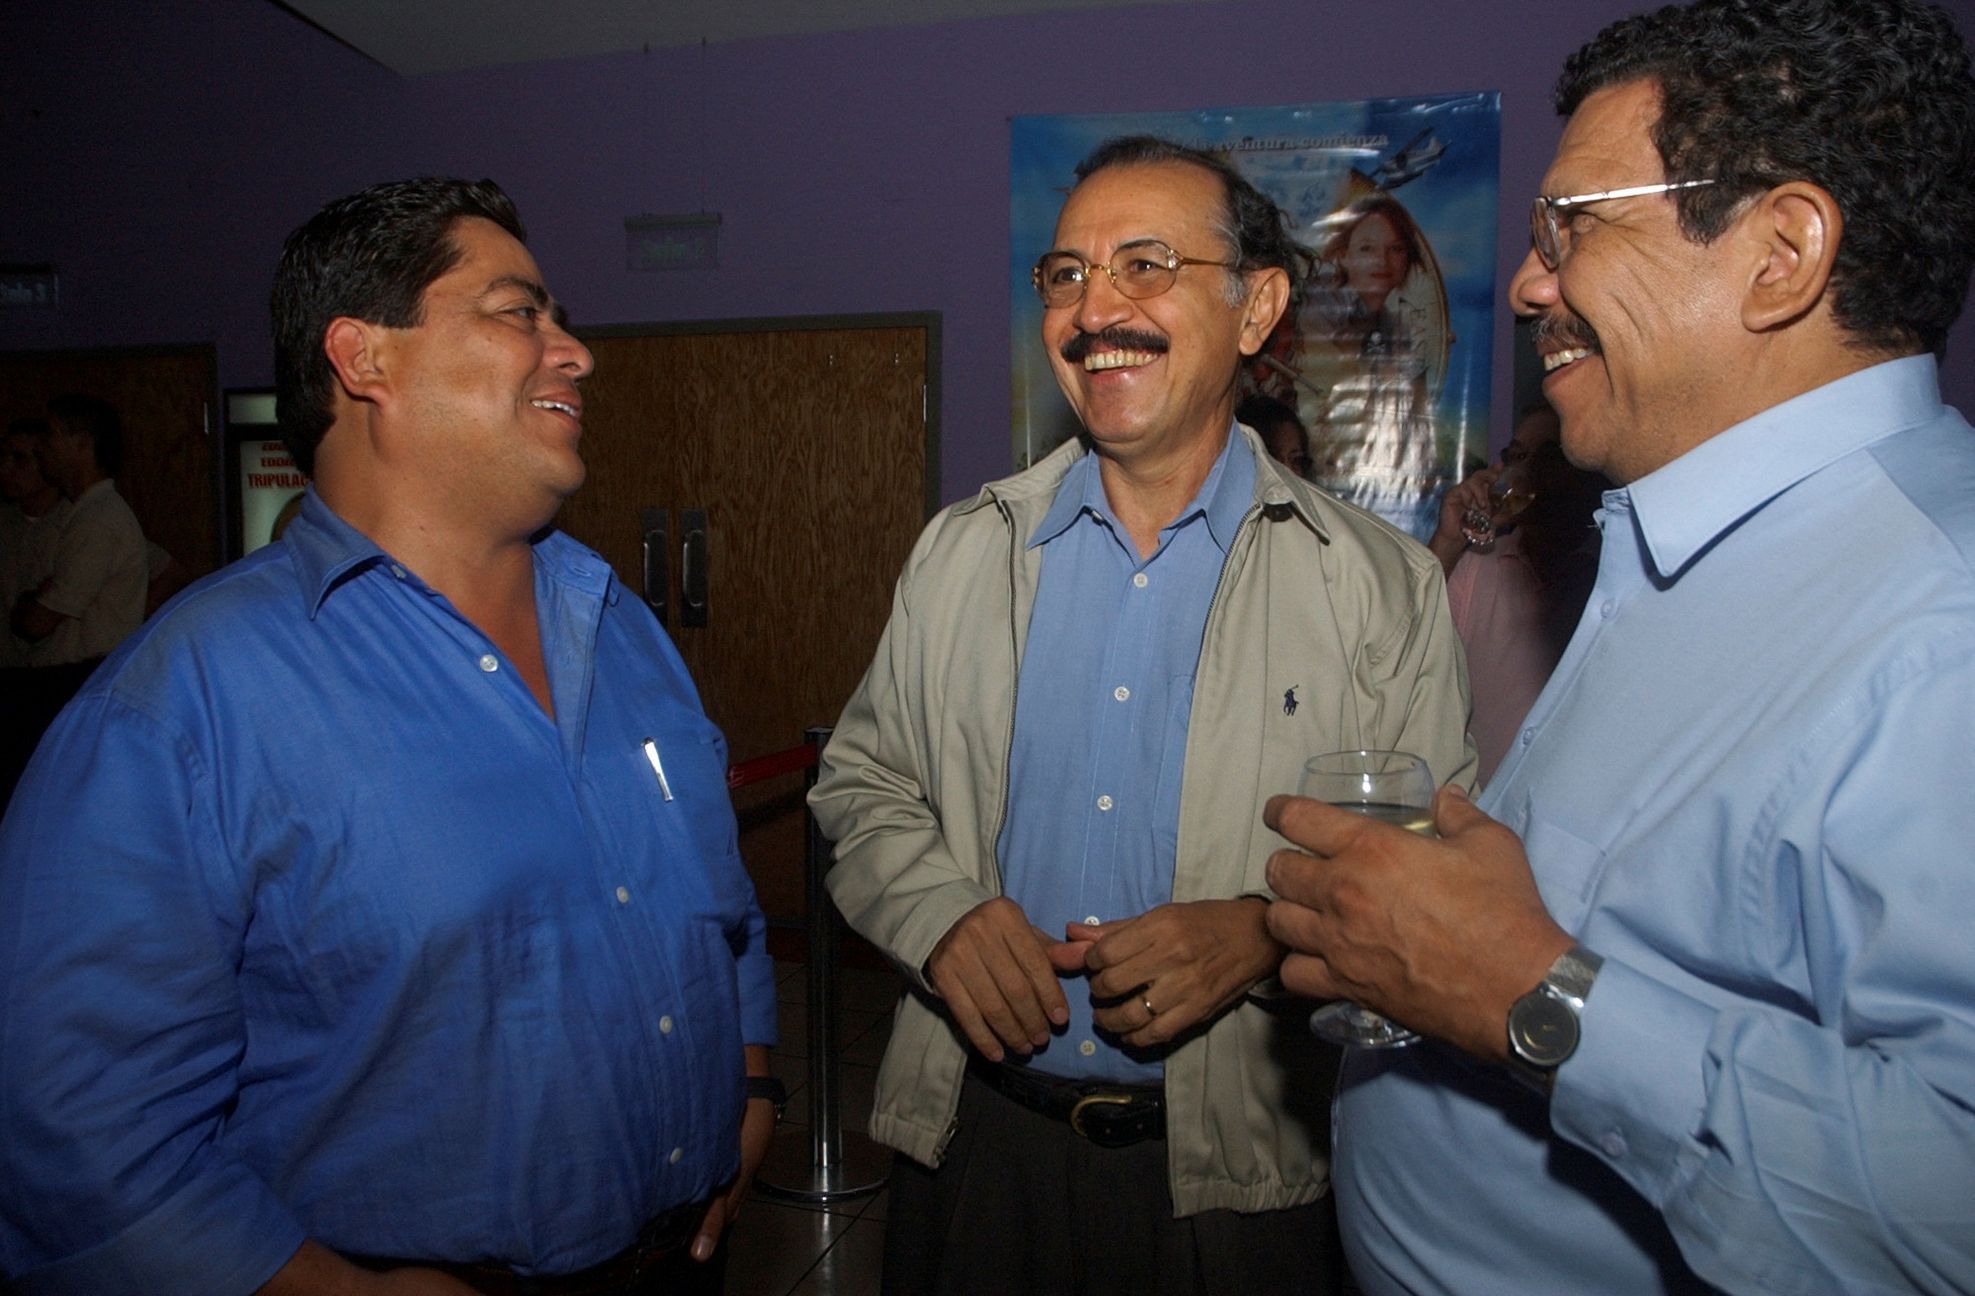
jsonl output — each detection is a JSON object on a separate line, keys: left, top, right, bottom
{"left": 279, "top": 0, "right": 1207, "bottom": 76}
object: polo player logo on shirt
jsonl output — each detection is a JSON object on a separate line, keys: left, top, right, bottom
{"left": 1283, "top": 686, "right": 1300, "bottom": 717}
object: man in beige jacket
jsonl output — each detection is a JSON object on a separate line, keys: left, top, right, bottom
{"left": 811, "top": 135, "right": 1473, "bottom": 1295}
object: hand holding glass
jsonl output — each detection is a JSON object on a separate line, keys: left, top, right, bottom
{"left": 1296, "top": 750, "right": 1434, "bottom": 1049}
{"left": 1459, "top": 460, "right": 1537, "bottom": 549}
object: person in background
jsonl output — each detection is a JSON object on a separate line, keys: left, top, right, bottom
{"left": 12, "top": 393, "right": 146, "bottom": 670}
{"left": 1428, "top": 401, "right": 1605, "bottom": 784}
{"left": 811, "top": 134, "right": 1472, "bottom": 1296}
{"left": 1237, "top": 392, "right": 1313, "bottom": 479}
{"left": 0, "top": 418, "right": 71, "bottom": 669}
{"left": 1266, "top": 0, "right": 1975, "bottom": 1291}
{"left": 0, "top": 176, "right": 779, "bottom": 1296}
{"left": 0, "top": 417, "right": 77, "bottom": 808}
{"left": 1, "top": 398, "right": 147, "bottom": 810}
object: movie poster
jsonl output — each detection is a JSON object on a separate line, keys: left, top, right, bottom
{"left": 1011, "top": 93, "right": 1501, "bottom": 541}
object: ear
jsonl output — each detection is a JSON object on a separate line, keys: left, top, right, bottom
{"left": 322, "top": 316, "right": 391, "bottom": 406}
{"left": 1739, "top": 182, "right": 1842, "bottom": 334}
{"left": 1237, "top": 267, "right": 1291, "bottom": 356}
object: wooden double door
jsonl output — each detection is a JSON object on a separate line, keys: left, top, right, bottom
{"left": 559, "top": 317, "right": 936, "bottom": 921}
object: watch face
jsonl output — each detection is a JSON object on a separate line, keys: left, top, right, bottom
{"left": 1510, "top": 991, "right": 1580, "bottom": 1068}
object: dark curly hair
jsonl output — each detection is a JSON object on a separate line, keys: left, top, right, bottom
{"left": 271, "top": 177, "right": 524, "bottom": 475}
{"left": 1073, "top": 135, "right": 1314, "bottom": 316}
{"left": 1557, "top": 0, "right": 1975, "bottom": 358}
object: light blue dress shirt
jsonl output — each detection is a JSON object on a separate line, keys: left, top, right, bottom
{"left": 0, "top": 491, "right": 777, "bottom": 1295}
{"left": 1337, "top": 356, "right": 1975, "bottom": 1295}
{"left": 998, "top": 429, "right": 1253, "bottom": 1083}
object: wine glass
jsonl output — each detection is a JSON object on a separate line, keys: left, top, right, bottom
{"left": 1459, "top": 459, "right": 1538, "bottom": 550}
{"left": 1296, "top": 749, "right": 1435, "bottom": 1049}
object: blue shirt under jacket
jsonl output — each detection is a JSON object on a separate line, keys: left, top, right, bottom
{"left": 1336, "top": 356, "right": 1975, "bottom": 1295}
{"left": 998, "top": 429, "right": 1252, "bottom": 1084}
{"left": 0, "top": 491, "right": 777, "bottom": 1296}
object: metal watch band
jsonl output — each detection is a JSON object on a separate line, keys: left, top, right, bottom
{"left": 1544, "top": 946, "right": 1603, "bottom": 1003}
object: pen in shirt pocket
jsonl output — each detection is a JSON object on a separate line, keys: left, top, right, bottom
{"left": 641, "top": 737, "right": 674, "bottom": 801}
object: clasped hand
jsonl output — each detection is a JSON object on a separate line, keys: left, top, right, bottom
{"left": 925, "top": 896, "right": 1281, "bottom": 1058}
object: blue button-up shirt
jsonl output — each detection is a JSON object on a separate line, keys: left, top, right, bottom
{"left": 1336, "top": 356, "right": 1975, "bottom": 1294}
{"left": 0, "top": 491, "right": 777, "bottom": 1295}
{"left": 998, "top": 429, "right": 1253, "bottom": 1083}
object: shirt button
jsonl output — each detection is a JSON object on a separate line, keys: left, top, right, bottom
{"left": 478, "top": 654, "right": 499, "bottom": 673}
{"left": 389, "top": 564, "right": 407, "bottom": 579}
{"left": 669, "top": 1147, "right": 684, "bottom": 1165}
{"left": 1096, "top": 794, "right": 1114, "bottom": 812}
{"left": 659, "top": 1015, "right": 674, "bottom": 1035}
{"left": 1600, "top": 599, "right": 1617, "bottom": 619}
{"left": 1132, "top": 572, "right": 1149, "bottom": 589}
{"left": 1083, "top": 915, "right": 1101, "bottom": 926}
{"left": 615, "top": 886, "right": 631, "bottom": 904}
{"left": 1113, "top": 685, "right": 1130, "bottom": 702}
{"left": 1600, "top": 1131, "right": 1628, "bottom": 1159}
{"left": 1079, "top": 1040, "right": 1097, "bottom": 1057}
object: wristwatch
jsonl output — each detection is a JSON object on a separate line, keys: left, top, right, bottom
{"left": 1505, "top": 945, "right": 1603, "bottom": 1092}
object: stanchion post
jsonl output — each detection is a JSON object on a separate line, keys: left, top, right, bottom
{"left": 756, "top": 724, "right": 888, "bottom": 1203}
{"left": 802, "top": 724, "right": 842, "bottom": 1169}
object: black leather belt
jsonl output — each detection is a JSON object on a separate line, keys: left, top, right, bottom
{"left": 346, "top": 1199, "right": 704, "bottom": 1296}
{"left": 970, "top": 1057, "right": 1166, "bottom": 1149}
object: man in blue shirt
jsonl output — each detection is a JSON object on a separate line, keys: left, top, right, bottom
{"left": 0, "top": 178, "right": 779, "bottom": 1296}
{"left": 811, "top": 138, "right": 1473, "bottom": 1293}
{"left": 1266, "top": 1, "right": 1975, "bottom": 1292}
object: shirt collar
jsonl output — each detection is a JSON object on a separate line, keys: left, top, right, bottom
{"left": 1625, "top": 355, "right": 1944, "bottom": 580}
{"left": 282, "top": 489, "right": 618, "bottom": 618}
{"left": 284, "top": 489, "right": 393, "bottom": 617}
{"left": 1026, "top": 423, "right": 1253, "bottom": 552}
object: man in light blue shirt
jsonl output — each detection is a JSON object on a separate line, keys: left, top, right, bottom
{"left": 997, "top": 424, "right": 1254, "bottom": 1088}
{"left": 1266, "top": 1, "right": 1975, "bottom": 1292}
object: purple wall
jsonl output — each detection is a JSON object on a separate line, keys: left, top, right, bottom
{"left": 5, "top": 0, "right": 1971, "bottom": 503}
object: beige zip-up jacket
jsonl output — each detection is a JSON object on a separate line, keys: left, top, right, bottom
{"left": 810, "top": 426, "right": 1475, "bottom": 1216}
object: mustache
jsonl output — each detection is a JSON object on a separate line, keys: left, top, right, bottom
{"left": 1060, "top": 327, "right": 1170, "bottom": 364}
{"left": 1532, "top": 311, "right": 1601, "bottom": 355}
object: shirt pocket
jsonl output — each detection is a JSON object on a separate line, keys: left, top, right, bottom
{"left": 1520, "top": 808, "right": 1610, "bottom": 935}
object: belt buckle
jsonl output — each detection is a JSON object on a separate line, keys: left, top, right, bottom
{"left": 1068, "top": 1090, "right": 1134, "bottom": 1141}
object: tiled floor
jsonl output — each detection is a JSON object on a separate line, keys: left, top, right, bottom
{"left": 727, "top": 959, "right": 903, "bottom": 1296}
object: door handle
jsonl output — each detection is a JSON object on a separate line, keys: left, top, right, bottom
{"left": 680, "top": 508, "right": 709, "bottom": 628}
{"left": 640, "top": 507, "right": 668, "bottom": 626}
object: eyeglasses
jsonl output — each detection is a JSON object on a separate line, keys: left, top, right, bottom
{"left": 1032, "top": 239, "right": 1237, "bottom": 308}
{"left": 1529, "top": 179, "right": 1715, "bottom": 270}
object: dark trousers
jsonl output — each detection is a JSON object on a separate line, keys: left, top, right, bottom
{"left": 884, "top": 1070, "right": 1339, "bottom": 1296}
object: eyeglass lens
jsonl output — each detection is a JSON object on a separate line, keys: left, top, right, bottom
{"left": 1034, "top": 242, "right": 1179, "bottom": 307}
{"left": 1530, "top": 200, "right": 1561, "bottom": 269}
